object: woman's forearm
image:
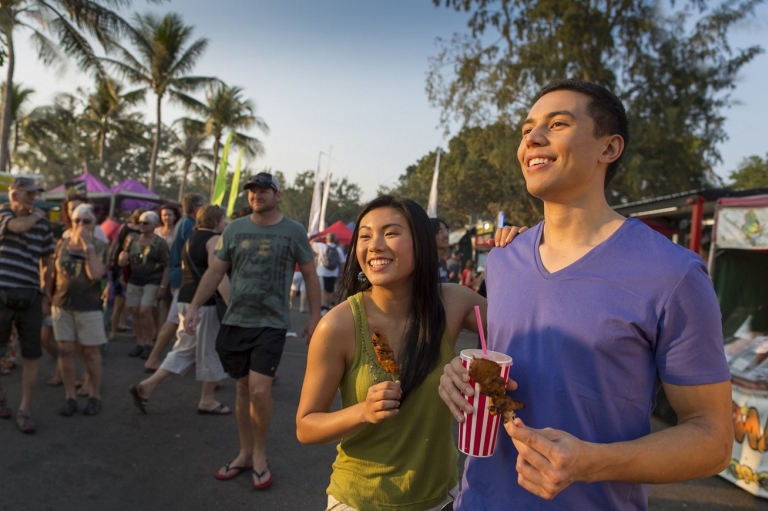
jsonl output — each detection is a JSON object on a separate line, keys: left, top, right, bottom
{"left": 297, "top": 404, "right": 368, "bottom": 445}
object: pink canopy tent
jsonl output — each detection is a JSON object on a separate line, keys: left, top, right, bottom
{"left": 309, "top": 220, "right": 354, "bottom": 246}
{"left": 47, "top": 172, "right": 110, "bottom": 195}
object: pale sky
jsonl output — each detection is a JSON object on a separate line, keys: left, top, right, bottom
{"left": 7, "top": 0, "right": 768, "bottom": 200}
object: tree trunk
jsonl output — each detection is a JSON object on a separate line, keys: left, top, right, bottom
{"left": 0, "top": 33, "right": 15, "bottom": 173}
{"left": 178, "top": 158, "right": 191, "bottom": 202}
{"left": 210, "top": 136, "right": 221, "bottom": 200}
{"left": 99, "top": 127, "right": 107, "bottom": 165}
{"left": 148, "top": 94, "right": 163, "bottom": 192}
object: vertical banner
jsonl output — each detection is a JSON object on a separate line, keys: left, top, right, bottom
{"left": 319, "top": 148, "right": 332, "bottom": 231}
{"left": 427, "top": 148, "right": 441, "bottom": 218}
{"left": 212, "top": 132, "right": 233, "bottom": 206}
{"left": 227, "top": 148, "right": 244, "bottom": 215}
{"left": 308, "top": 152, "right": 323, "bottom": 236}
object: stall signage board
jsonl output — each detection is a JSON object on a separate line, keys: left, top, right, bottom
{"left": 720, "top": 384, "right": 768, "bottom": 497}
{"left": 716, "top": 207, "right": 768, "bottom": 250}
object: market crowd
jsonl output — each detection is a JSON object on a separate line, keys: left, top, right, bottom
{"left": 0, "top": 79, "right": 734, "bottom": 511}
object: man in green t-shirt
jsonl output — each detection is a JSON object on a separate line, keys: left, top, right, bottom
{"left": 184, "top": 172, "right": 321, "bottom": 490}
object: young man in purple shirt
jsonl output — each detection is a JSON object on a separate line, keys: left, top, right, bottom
{"left": 439, "top": 79, "right": 733, "bottom": 510}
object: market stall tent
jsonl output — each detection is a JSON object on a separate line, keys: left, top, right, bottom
{"left": 308, "top": 220, "right": 353, "bottom": 246}
{"left": 46, "top": 172, "right": 110, "bottom": 197}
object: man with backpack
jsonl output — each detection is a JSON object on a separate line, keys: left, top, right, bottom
{"left": 313, "top": 233, "right": 344, "bottom": 314}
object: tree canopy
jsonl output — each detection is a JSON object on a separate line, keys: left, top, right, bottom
{"left": 428, "top": 0, "right": 765, "bottom": 211}
{"left": 729, "top": 154, "right": 768, "bottom": 190}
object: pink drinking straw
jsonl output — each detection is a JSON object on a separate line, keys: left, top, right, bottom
{"left": 474, "top": 305, "right": 488, "bottom": 355}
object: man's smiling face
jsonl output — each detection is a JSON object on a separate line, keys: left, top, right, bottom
{"left": 518, "top": 90, "right": 613, "bottom": 203}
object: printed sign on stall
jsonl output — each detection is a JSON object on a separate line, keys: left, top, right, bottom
{"left": 716, "top": 207, "right": 768, "bottom": 250}
{"left": 720, "top": 384, "right": 768, "bottom": 498}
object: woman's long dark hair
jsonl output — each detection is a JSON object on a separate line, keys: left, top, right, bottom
{"left": 341, "top": 196, "right": 446, "bottom": 402}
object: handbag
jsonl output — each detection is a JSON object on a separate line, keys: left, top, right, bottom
{"left": 0, "top": 287, "right": 40, "bottom": 311}
{"left": 183, "top": 240, "right": 227, "bottom": 322}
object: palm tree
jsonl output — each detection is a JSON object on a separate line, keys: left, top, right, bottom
{"left": 0, "top": 81, "right": 34, "bottom": 170}
{"left": 176, "top": 83, "right": 268, "bottom": 197}
{"left": 21, "top": 93, "right": 97, "bottom": 180}
{"left": 78, "top": 76, "right": 145, "bottom": 166}
{"left": 0, "top": 0, "right": 142, "bottom": 173}
{"left": 169, "top": 119, "right": 211, "bottom": 201}
{"left": 102, "top": 12, "right": 216, "bottom": 192}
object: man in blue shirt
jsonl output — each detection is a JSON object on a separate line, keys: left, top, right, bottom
{"left": 439, "top": 79, "right": 732, "bottom": 511}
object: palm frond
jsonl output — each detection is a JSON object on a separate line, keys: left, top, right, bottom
{"left": 25, "top": 26, "right": 66, "bottom": 69}
{"left": 166, "top": 37, "right": 208, "bottom": 77}
{"left": 171, "top": 91, "right": 208, "bottom": 116}
{"left": 230, "top": 131, "right": 264, "bottom": 157}
{"left": 170, "top": 75, "right": 219, "bottom": 93}
{"left": 48, "top": 16, "right": 105, "bottom": 75}
{"left": 101, "top": 57, "right": 151, "bottom": 86}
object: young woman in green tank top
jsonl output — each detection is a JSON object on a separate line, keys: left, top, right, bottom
{"left": 297, "top": 196, "right": 487, "bottom": 511}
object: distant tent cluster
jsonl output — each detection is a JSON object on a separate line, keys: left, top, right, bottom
{"left": 43, "top": 172, "right": 165, "bottom": 216}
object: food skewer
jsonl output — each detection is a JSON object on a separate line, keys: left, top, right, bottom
{"left": 371, "top": 328, "right": 400, "bottom": 380}
{"left": 468, "top": 357, "right": 525, "bottom": 422}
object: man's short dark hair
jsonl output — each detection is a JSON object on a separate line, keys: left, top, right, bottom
{"left": 535, "top": 79, "right": 629, "bottom": 187}
{"left": 182, "top": 193, "right": 206, "bottom": 215}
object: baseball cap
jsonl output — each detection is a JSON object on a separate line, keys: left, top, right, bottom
{"left": 244, "top": 172, "right": 280, "bottom": 192}
{"left": 10, "top": 177, "right": 44, "bottom": 192}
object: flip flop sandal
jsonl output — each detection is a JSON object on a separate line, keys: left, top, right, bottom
{"left": 197, "top": 403, "right": 231, "bottom": 415}
{"left": 214, "top": 461, "right": 253, "bottom": 481}
{"left": 252, "top": 463, "right": 273, "bottom": 490}
{"left": 128, "top": 384, "right": 148, "bottom": 414}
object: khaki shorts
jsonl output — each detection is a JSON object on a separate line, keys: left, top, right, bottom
{"left": 126, "top": 283, "right": 160, "bottom": 308}
{"left": 51, "top": 306, "right": 107, "bottom": 346}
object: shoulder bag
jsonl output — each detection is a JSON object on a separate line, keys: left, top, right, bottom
{"left": 183, "top": 239, "right": 227, "bottom": 322}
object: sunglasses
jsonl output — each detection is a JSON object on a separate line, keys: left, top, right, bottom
{"left": 73, "top": 218, "right": 93, "bottom": 225}
{"left": 248, "top": 173, "right": 277, "bottom": 189}
{"left": 139, "top": 221, "right": 151, "bottom": 226}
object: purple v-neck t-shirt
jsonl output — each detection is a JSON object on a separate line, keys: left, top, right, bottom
{"left": 455, "top": 218, "right": 730, "bottom": 511}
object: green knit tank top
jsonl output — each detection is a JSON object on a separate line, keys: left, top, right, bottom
{"left": 326, "top": 292, "right": 459, "bottom": 511}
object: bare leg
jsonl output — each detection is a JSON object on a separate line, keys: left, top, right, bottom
{"left": 215, "top": 376, "right": 253, "bottom": 477}
{"left": 138, "top": 305, "right": 156, "bottom": 346}
{"left": 130, "top": 307, "right": 143, "bottom": 348}
{"left": 81, "top": 346, "right": 102, "bottom": 400}
{"left": 76, "top": 343, "right": 91, "bottom": 395}
{"left": 118, "top": 302, "right": 130, "bottom": 329}
{"left": 144, "top": 320, "right": 177, "bottom": 371}
{"left": 137, "top": 367, "right": 174, "bottom": 400}
{"left": 110, "top": 295, "right": 126, "bottom": 338}
{"left": 198, "top": 381, "right": 225, "bottom": 410}
{"left": 248, "top": 370, "right": 274, "bottom": 483}
{"left": 57, "top": 341, "right": 77, "bottom": 400}
{"left": 300, "top": 291, "right": 307, "bottom": 313}
{"left": 41, "top": 325, "right": 61, "bottom": 385}
{"left": 18, "top": 358, "right": 39, "bottom": 411}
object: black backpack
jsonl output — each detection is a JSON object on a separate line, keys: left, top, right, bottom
{"left": 321, "top": 244, "right": 340, "bottom": 271}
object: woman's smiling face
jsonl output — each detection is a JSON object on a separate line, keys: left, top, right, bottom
{"left": 356, "top": 207, "right": 415, "bottom": 288}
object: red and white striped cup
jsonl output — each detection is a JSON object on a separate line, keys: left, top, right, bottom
{"left": 458, "top": 349, "right": 513, "bottom": 458}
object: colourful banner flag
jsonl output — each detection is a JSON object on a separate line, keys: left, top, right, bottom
{"left": 227, "top": 148, "right": 244, "bottom": 215}
{"left": 212, "top": 132, "right": 234, "bottom": 205}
